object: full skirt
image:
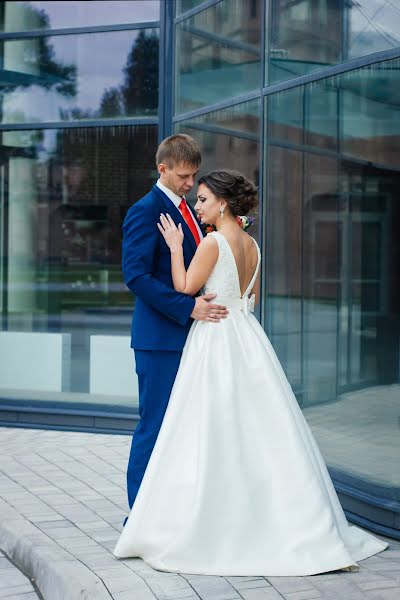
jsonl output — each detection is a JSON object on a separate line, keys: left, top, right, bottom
{"left": 113, "top": 311, "right": 388, "bottom": 576}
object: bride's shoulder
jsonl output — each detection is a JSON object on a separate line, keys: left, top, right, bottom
{"left": 194, "top": 232, "right": 219, "bottom": 264}
{"left": 200, "top": 231, "right": 219, "bottom": 249}
{"left": 240, "top": 230, "right": 256, "bottom": 247}
{"left": 243, "top": 231, "right": 258, "bottom": 245}
{"left": 242, "top": 232, "right": 260, "bottom": 258}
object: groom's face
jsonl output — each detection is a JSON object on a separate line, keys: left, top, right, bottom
{"left": 158, "top": 161, "right": 199, "bottom": 198}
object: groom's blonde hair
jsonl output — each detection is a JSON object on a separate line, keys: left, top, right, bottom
{"left": 156, "top": 134, "right": 201, "bottom": 168}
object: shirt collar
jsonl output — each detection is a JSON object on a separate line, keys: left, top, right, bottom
{"left": 156, "top": 179, "right": 182, "bottom": 208}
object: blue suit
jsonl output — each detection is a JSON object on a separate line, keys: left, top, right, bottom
{"left": 122, "top": 184, "right": 199, "bottom": 508}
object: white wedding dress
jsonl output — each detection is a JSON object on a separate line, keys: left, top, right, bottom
{"left": 114, "top": 231, "right": 388, "bottom": 576}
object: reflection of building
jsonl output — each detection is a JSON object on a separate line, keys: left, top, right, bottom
{"left": 0, "top": 1, "right": 399, "bottom": 538}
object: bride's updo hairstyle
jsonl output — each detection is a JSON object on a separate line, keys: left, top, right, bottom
{"left": 197, "top": 170, "right": 258, "bottom": 216}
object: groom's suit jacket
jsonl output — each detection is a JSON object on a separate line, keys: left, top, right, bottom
{"left": 122, "top": 184, "right": 198, "bottom": 351}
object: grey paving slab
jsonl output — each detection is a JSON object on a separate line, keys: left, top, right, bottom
{"left": 0, "top": 426, "right": 399, "bottom": 600}
{"left": 239, "top": 588, "right": 284, "bottom": 599}
{"left": 0, "top": 549, "right": 38, "bottom": 599}
{"left": 283, "top": 591, "right": 323, "bottom": 600}
{"left": 364, "top": 590, "right": 400, "bottom": 600}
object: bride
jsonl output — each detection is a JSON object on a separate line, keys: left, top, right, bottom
{"left": 113, "top": 169, "right": 388, "bottom": 576}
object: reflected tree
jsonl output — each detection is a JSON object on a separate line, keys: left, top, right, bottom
{"left": 0, "top": 3, "right": 76, "bottom": 97}
{"left": 99, "top": 30, "right": 159, "bottom": 117}
{"left": 121, "top": 29, "right": 159, "bottom": 114}
{"left": 98, "top": 87, "right": 124, "bottom": 118}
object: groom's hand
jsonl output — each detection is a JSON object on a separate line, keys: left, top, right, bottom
{"left": 191, "top": 294, "right": 228, "bottom": 322}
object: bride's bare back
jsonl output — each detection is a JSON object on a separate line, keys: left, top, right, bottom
{"left": 221, "top": 229, "right": 259, "bottom": 297}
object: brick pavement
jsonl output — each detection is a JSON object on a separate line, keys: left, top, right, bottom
{"left": 0, "top": 427, "right": 399, "bottom": 600}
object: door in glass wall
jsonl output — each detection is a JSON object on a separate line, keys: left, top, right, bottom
{"left": 338, "top": 162, "right": 397, "bottom": 391}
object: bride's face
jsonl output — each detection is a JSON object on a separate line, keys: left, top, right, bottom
{"left": 195, "top": 183, "right": 224, "bottom": 225}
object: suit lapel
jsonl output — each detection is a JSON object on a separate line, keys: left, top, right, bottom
{"left": 153, "top": 185, "right": 198, "bottom": 255}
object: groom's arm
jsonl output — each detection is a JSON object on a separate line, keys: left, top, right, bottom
{"left": 122, "top": 198, "right": 195, "bottom": 326}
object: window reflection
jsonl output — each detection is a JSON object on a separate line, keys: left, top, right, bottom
{"left": 176, "top": 99, "right": 260, "bottom": 224}
{"left": 268, "top": 0, "right": 400, "bottom": 84}
{"left": 0, "top": 29, "right": 159, "bottom": 124}
{"left": 0, "top": 125, "right": 158, "bottom": 405}
{"left": 265, "top": 57, "right": 400, "bottom": 495}
{"left": 175, "top": 0, "right": 261, "bottom": 113}
{"left": 0, "top": 1, "right": 160, "bottom": 32}
{"left": 176, "top": 0, "right": 205, "bottom": 16}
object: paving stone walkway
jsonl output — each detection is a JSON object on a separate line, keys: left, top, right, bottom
{"left": 0, "top": 427, "right": 399, "bottom": 600}
{"left": 0, "top": 548, "right": 39, "bottom": 599}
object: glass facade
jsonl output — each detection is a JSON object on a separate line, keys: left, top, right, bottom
{"left": 1, "top": 125, "right": 157, "bottom": 409}
{"left": 175, "top": 0, "right": 261, "bottom": 113}
{"left": 0, "top": 2, "right": 159, "bottom": 419}
{"left": 265, "top": 57, "right": 400, "bottom": 516}
{"left": 0, "top": 0, "right": 399, "bottom": 537}
{"left": 0, "top": 29, "right": 159, "bottom": 124}
{"left": 0, "top": 2, "right": 160, "bottom": 31}
{"left": 268, "top": 0, "right": 400, "bottom": 83}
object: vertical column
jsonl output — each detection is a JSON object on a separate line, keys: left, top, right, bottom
{"left": 2, "top": 3, "right": 42, "bottom": 328}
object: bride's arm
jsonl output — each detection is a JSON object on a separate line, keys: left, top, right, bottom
{"left": 158, "top": 213, "right": 218, "bottom": 295}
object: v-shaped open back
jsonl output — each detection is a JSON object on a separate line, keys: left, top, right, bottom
{"left": 213, "top": 231, "right": 261, "bottom": 298}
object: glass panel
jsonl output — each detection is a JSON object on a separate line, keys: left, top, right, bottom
{"left": 0, "top": 1, "right": 159, "bottom": 32}
{"left": 268, "top": 86, "right": 303, "bottom": 145}
{"left": 265, "top": 57, "right": 400, "bottom": 498}
{"left": 267, "top": 0, "right": 400, "bottom": 84}
{"left": 175, "top": 0, "right": 261, "bottom": 114}
{"left": 175, "top": 99, "right": 260, "bottom": 237}
{"left": 302, "top": 154, "right": 339, "bottom": 406}
{"left": 340, "top": 61, "right": 400, "bottom": 168}
{"left": 0, "top": 28, "right": 159, "bottom": 124}
{"left": 265, "top": 143, "right": 302, "bottom": 389}
{"left": 176, "top": 0, "right": 206, "bottom": 16}
{"left": 0, "top": 124, "right": 158, "bottom": 411}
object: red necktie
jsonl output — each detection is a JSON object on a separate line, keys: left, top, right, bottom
{"left": 179, "top": 198, "right": 201, "bottom": 246}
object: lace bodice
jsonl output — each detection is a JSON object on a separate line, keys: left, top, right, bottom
{"left": 203, "top": 231, "right": 261, "bottom": 313}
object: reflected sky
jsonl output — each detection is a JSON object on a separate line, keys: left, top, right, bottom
{"left": 348, "top": 0, "right": 400, "bottom": 57}
{"left": 268, "top": 0, "right": 400, "bottom": 85}
{"left": 2, "top": 1, "right": 159, "bottom": 31}
{"left": 1, "top": 28, "right": 159, "bottom": 122}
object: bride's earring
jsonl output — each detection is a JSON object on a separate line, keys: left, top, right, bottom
{"left": 220, "top": 206, "right": 225, "bottom": 219}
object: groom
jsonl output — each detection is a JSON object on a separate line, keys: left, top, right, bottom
{"left": 122, "top": 134, "right": 228, "bottom": 511}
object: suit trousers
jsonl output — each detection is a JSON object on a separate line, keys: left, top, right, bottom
{"left": 127, "top": 349, "right": 182, "bottom": 508}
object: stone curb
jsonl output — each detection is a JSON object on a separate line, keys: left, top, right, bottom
{"left": 0, "top": 499, "right": 112, "bottom": 600}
